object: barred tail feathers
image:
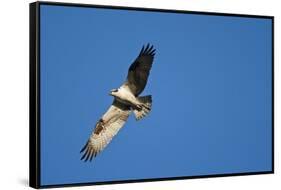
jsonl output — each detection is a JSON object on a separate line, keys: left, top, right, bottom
{"left": 133, "top": 95, "right": 152, "bottom": 120}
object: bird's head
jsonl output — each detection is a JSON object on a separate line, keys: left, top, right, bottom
{"left": 109, "top": 88, "right": 118, "bottom": 96}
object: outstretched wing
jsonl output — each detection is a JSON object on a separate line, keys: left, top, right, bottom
{"left": 122, "top": 43, "right": 156, "bottom": 96}
{"left": 80, "top": 100, "right": 131, "bottom": 161}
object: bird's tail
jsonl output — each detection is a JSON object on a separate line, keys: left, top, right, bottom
{"left": 133, "top": 95, "right": 152, "bottom": 120}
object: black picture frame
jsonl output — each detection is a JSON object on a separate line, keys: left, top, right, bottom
{"left": 29, "top": 1, "right": 274, "bottom": 189}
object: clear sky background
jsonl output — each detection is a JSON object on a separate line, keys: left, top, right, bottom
{"left": 40, "top": 4, "right": 272, "bottom": 186}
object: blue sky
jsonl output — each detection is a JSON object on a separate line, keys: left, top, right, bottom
{"left": 40, "top": 4, "right": 272, "bottom": 186}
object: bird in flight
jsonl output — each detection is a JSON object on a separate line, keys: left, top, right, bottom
{"left": 80, "top": 44, "right": 156, "bottom": 161}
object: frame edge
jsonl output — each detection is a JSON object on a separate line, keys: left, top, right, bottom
{"left": 37, "top": 0, "right": 274, "bottom": 19}
{"left": 29, "top": 1, "right": 275, "bottom": 188}
{"left": 29, "top": 1, "right": 41, "bottom": 189}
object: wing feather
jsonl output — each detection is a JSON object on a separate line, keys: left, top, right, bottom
{"left": 123, "top": 43, "right": 156, "bottom": 96}
{"left": 80, "top": 99, "right": 131, "bottom": 161}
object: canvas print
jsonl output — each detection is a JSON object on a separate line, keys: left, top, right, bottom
{"left": 30, "top": 2, "right": 273, "bottom": 188}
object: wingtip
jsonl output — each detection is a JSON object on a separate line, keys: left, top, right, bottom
{"left": 139, "top": 43, "right": 156, "bottom": 56}
{"left": 80, "top": 141, "right": 91, "bottom": 162}
{"left": 139, "top": 45, "right": 145, "bottom": 56}
{"left": 80, "top": 152, "right": 87, "bottom": 161}
{"left": 143, "top": 44, "right": 150, "bottom": 53}
{"left": 80, "top": 141, "right": 98, "bottom": 162}
{"left": 80, "top": 141, "right": 88, "bottom": 153}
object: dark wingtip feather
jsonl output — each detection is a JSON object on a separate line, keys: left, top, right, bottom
{"left": 139, "top": 45, "right": 145, "bottom": 56}
{"left": 84, "top": 152, "right": 91, "bottom": 162}
{"left": 80, "top": 141, "right": 91, "bottom": 162}
{"left": 147, "top": 45, "right": 154, "bottom": 53}
{"left": 80, "top": 141, "right": 88, "bottom": 153}
{"left": 139, "top": 43, "right": 156, "bottom": 57}
{"left": 80, "top": 150, "right": 88, "bottom": 160}
{"left": 80, "top": 141, "right": 95, "bottom": 162}
{"left": 89, "top": 153, "right": 95, "bottom": 161}
{"left": 143, "top": 43, "right": 150, "bottom": 54}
